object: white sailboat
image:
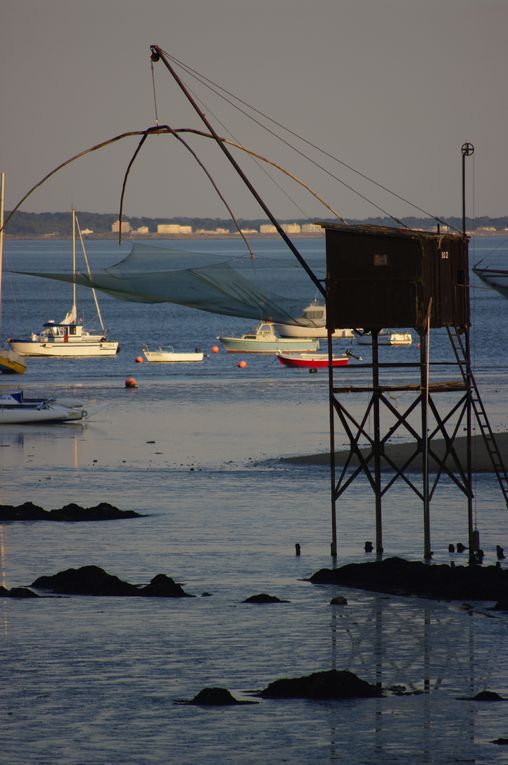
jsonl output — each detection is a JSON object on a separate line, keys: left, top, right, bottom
{"left": 8, "top": 210, "right": 119, "bottom": 357}
{"left": 0, "top": 172, "right": 26, "bottom": 374}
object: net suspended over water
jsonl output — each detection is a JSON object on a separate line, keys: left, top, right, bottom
{"left": 15, "top": 242, "right": 326, "bottom": 327}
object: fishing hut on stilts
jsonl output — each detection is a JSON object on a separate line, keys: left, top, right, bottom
{"left": 323, "top": 146, "right": 508, "bottom": 561}
{"left": 145, "top": 50, "right": 507, "bottom": 561}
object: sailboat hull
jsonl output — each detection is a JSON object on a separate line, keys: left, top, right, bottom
{"left": 0, "top": 349, "right": 27, "bottom": 373}
{"left": 9, "top": 339, "right": 119, "bottom": 357}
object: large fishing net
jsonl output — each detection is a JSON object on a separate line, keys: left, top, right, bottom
{"left": 13, "top": 241, "right": 326, "bottom": 326}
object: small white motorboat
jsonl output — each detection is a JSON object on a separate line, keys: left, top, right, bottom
{"left": 218, "top": 321, "right": 319, "bottom": 353}
{"left": 0, "top": 391, "right": 87, "bottom": 424}
{"left": 142, "top": 345, "right": 204, "bottom": 363}
{"left": 353, "top": 329, "right": 413, "bottom": 346}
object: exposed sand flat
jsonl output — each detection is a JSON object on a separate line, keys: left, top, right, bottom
{"left": 285, "top": 432, "right": 508, "bottom": 473}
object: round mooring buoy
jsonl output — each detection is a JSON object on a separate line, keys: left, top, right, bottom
{"left": 135, "top": 356, "right": 143, "bottom": 363}
{"left": 125, "top": 377, "right": 138, "bottom": 388}
{"left": 237, "top": 360, "right": 248, "bottom": 369}
{"left": 212, "top": 345, "right": 220, "bottom": 353}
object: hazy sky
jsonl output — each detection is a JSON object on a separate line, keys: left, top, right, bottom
{"left": 2, "top": 0, "right": 508, "bottom": 223}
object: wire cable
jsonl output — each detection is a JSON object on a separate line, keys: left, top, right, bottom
{"left": 161, "top": 48, "right": 458, "bottom": 231}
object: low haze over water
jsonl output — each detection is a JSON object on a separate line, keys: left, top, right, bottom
{"left": 1, "top": 236, "right": 508, "bottom": 764}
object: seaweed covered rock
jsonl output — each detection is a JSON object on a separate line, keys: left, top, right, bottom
{"left": 184, "top": 687, "right": 257, "bottom": 706}
{"left": 139, "top": 574, "right": 192, "bottom": 598}
{"left": 49, "top": 503, "right": 142, "bottom": 521}
{"left": 8, "top": 587, "right": 39, "bottom": 598}
{"left": 243, "top": 593, "right": 289, "bottom": 604}
{"left": 0, "top": 502, "right": 47, "bottom": 520}
{"left": 0, "top": 502, "right": 142, "bottom": 522}
{"left": 330, "top": 595, "right": 348, "bottom": 606}
{"left": 0, "top": 585, "right": 38, "bottom": 598}
{"left": 32, "top": 566, "right": 138, "bottom": 595}
{"left": 259, "top": 669, "right": 381, "bottom": 700}
{"left": 31, "top": 566, "right": 193, "bottom": 597}
{"left": 309, "top": 557, "right": 508, "bottom": 601}
{"left": 472, "top": 691, "right": 504, "bottom": 702}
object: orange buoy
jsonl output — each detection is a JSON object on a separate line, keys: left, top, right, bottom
{"left": 135, "top": 356, "right": 144, "bottom": 363}
{"left": 125, "top": 377, "right": 138, "bottom": 388}
{"left": 212, "top": 345, "right": 220, "bottom": 353}
{"left": 237, "top": 360, "right": 248, "bottom": 369}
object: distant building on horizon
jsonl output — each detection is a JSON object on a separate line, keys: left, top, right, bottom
{"left": 259, "top": 223, "right": 305, "bottom": 234}
{"left": 282, "top": 223, "right": 301, "bottom": 234}
{"left": 111, "top": 219, "right": 131, "bottom": 233}
{"left": 157, "top": 223, "right": 193, "bottom": 234}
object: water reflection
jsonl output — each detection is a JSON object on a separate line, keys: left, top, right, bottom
{"left": 0, "top": 526, "right": 8, "bottom": 638}
{"left": 0, "top": 422, "right": 87, "bottom": 469}
{"left": 326, "top": 592, "right": 506, "bottom": 763}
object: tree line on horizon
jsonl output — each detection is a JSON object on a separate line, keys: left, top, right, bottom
{"left": 4, "top": 210, "right": 507, "bottom": 236}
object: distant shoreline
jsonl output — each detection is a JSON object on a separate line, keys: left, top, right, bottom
{"left": 4, "top": 232, "right": 324, "bottom": 241}
{"left": 5, "top": 230, "right": 507, "bottom": 241}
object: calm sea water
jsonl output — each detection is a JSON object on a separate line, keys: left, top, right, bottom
{"left": 1, "top": 236, "right": 508, "bottom": 764}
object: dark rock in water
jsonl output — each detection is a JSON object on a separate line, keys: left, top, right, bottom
{"left": 49, "top": 502, "right": 142, "bottom": 521}
{"left": 309, "top": 557, "right": 508, "bottom": 602}
{"left": 495, "top": 598, "right": 508, "bottom": 611}
{"left": 139, "top": 574, "right": 193, "bottom": 598}
{"left": 0, "top": 501, "right": 47, "bottom": 520}
{"left": 258, "top": 669, "right": 381, "bottom": 699}
{"left": 472, "top": 691, "right": 504, "bottom": 702}
{"left": 492, "top": 738, "right": 508, "bottom": 745}
{"left": 8, "top": 587, "right": 39, "bottom": 598}
{"left": 31, "top": 566, "right": 192, "bottom": 597}
{"left": 0, "top": 501, "right": 142, "bottom": 522}
{"left": 32, "top": 566, "right": 138, "bottom": 595}
{"left": 184, "top": 687, "right": 257, "bottom": 706}
{"left": 0, "top": 585, "right": 38, "bottom": 598}
{"left": 243, "top": 593, "right": 289, "bottom": 604}
{"left": 330, "top": 595, "right": 348, "bottom": 606}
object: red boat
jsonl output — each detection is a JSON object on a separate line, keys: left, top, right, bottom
{"left": 276, "top": 352, "right": 350, "bottom": 368}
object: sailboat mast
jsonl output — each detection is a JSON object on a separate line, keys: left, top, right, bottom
{"left": 0, "top": 172, "right": 4, "bottom": 335}
{"left": 72, "top": 207, "right": 77, "bottom": 318}
{"left": 76, "top": 214, "right": 106, "bottom": 333}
